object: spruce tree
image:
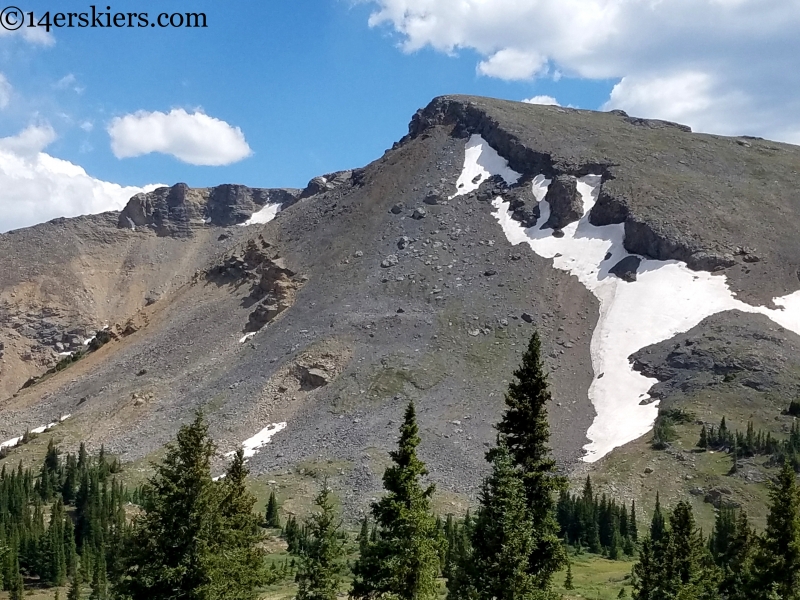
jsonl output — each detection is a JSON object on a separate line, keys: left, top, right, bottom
{"left": 351, "top": 401, "right": 444, "bottom": 600}
{"left": 698, "top": 425, "right": 708, "bottom": 449}
{"left": 67, "top": 571, "right": 82, "bottom": 600}
{"left": 210, "top": 447, "right": 268, "bottom": 600}
{"left": 494, "top": 331, "right": 566, "bottom": 585}
{"left": 468, "top": 440, "right": 540, "bottom": 600}
{"left": 564, "top": 562, "right": 574, "bottom": 590}
{"left": 266, "top": 489, "right": 281, "bottom": 528}
{"left": 296, "top": 483, "right": 346, "bottom": 600}
{"left": 116, "top": 411, "right": 222, "bottom": 599}
{"left": 752, "top": 462, "right": 800, "bottom": 599}
{"left": 630, "top": 500, "right": 639, "bottom": 543}
{"left": 665, "top": 501, "right": 720, "bottom": 599}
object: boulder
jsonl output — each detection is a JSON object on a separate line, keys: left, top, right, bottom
{"left": 609, "top": 256, "right": 641, "bottom": 282}
{"left": 542, "top": 175, "right": 583, "bottom": 229}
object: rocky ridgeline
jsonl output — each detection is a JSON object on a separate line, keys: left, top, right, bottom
{"left": 118, "top": 183, "right": 300, "bottom": 236}
{"left": 404, "top": 96, "right": 780, "bottom": 285}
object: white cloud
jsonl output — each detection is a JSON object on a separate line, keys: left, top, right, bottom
{"left": 366, "top": 0, "right": 800, "bottom": 143}
{"left": 107, "top": 109, "right": 252, "bottom": 166}
{"left": 0, "top": 123, "right": 57, "bottom": 156}
{"left": 478, "top": 49, "right": 546, "bottom": 80}
{"left": 54, "top": 74, "right": 84, "bottom": 94}
{"left": 0, "top": 18, "right": 55, "bottom": 46}
{"left": 0, "top": 124, "right": 163, "bottom": 233}
{"left": 522, "top": 95, "right": 561, "bottom": 106}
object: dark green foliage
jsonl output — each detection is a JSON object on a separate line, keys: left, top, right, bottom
{"left": 67, "top": 571, "right": 82, "bottom": 600}
{"left": 555, "top": 476, "right": 637, "bottom": 559}
{"left": 751, "top": 462, "right": 800, "bottom": 599}
{"left": 564, "top": 562, "right": 574, "bottom": 590}
{"left": 494, "top": 331, "right": 566, "bottom": 587}
{"left": 632, "top": 500, "right": 720, "bottom": 600}
{"left": 117, "top": 412, "right": 267, "bottom": 600}
{"left": 265, "top": 489, "right": 281, "bottom": 528}
{"left": 296, "top": 483, "right": 347, "bottom": 600}
{"left": 466, "top": 440, "right": 541, "bottom": 600}
{"left": 350, "top": 401, "right": 444, "bottom": 600}
{"left": 698, "top": 425, "right": 708, "bottom": 449}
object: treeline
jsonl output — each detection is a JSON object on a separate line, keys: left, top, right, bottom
{"left": 0, "top": 438, "right": 127, "bottom": 599}
{"left": 632, "top": 463, "right": 800, "bottom": 600}
{"left": 556, "top": 476, "right": 638, "bottom": 558}
{"left": 3, "top": 329, "right": 800, "bottom": 600}
{"left": 698, "top": 416, "right": 800, "bottom": 471}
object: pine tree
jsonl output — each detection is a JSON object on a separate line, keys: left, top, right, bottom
{"left": 468, "top": 440, "right": 540, "bottom": 600}
{"left": 752, "top": 462, "right": 800, "bottom": 599}
{"left": 296, "top": 482, "right": 346, "bottom": 600}
{"left": 266, "top": 489, "right": 281, "bottom": 528}
{"left": 351, "top": 401, "right": 444, "bottom": 600}
{"left": 89, "top": 552, "right": 107, "bottom": 600}
{"left": 209, "top": 447, "right": 268, "bottom": 600}
{"left": 564, "top": 562, "right": 574, "bottom": 590}
{"left": 649, "top": 493, "right": 666, "bottom": 545}
{"left": 494, "top": 331, "right": 567, "bottom": 586}
{"left": 119, "top": 413, "right": 220, "bottom": 598}
{"left": 632, "top": 538, "right": 657, "bottom": 600}
{"left": 67, "top": 571, "right": 82, "bottom": 600}
{"left": 665, "top": 501, "right": 720, "bottom": 599}
{"left": 630, "top": 500, "right": 639, "bottom": 543}
{"left": 698, "top": 425, "right": 708, "bottom": 449}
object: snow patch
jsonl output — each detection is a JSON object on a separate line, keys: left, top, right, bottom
{"left": 241, "top": 202, "right": 281, "bottom": 226}
{"left": 451, "top": 134, "right": 521, "bottom": 197}
{"left": 126, "top": 216, "right": 136, "bottom": 231}
{"left": 239, "top": 332, "right": 256, "bottom": 344}
{"left": 0, "top": 414, "right": 72, "bottom": 451}
{"left": 455, "top": 135, "right": 800, "bottom": 462}
{"left": 227, "top": 422, "right": 287, "bottom": 459}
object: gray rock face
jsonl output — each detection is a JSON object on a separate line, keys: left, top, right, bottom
{"left": 118, "top": 183, "right": 300, "bottom": 236}
{"left": 609, "top": 256, "right": 641, "bottom": 282}
{"left": 543, "top": 175, "right": 583, "bottom": 229}
{"left": 406, "top": 94, "right": 800, "bottom": 304}
{"left": 506, "top": 183, "right": 540, "bottom": 228}
{"left": 631, "top": 310, "right": 800, "bottom": 403}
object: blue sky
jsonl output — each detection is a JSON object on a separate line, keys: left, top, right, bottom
{"left": 1, "top": 0, "right": 798, "bottom": 232}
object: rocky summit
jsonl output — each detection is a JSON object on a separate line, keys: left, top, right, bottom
{"left": 2, "top": 95, "right": 800, "bottom": 516}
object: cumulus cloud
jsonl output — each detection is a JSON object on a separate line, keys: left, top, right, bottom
{"left": 366, "top": 0, "right": 800, "bottom": 143}
{"left": 107, "top": 109, "right": 252, "bottom": 166}
{"left": 0, "top": 125, "right": 163, "bottom": 233}
{"left": 523, "top": 95, "right": 561, "bottom": 106}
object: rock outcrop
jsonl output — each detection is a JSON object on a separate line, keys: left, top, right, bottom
{"left": 118, "top": 183, "right": 299, "bottom": 236}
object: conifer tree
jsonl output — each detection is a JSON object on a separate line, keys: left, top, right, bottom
{"left": 698, "top": 425, "right": 708, "bottom": 449}
{"left": 117, "top": 409, "right": 213, "bottom": 594}
{"left": 350, "top": 401, "right": 444, "bottom": 600}
{"left": 649, "top": 494, "right": 666, "bottom": 545}
{"left": 468, "top": 440, "right": 540, "bottom": 600}
{"left": 564, "top": 562, "right": 574, "bottom": 590}
{"left": 494, "top": 331, "right": 566, "bottom": 584}
{"left": 266, "top": 489, "right": 281, "bottom": 528}
{"left": 210, "top": 447, "right": 268, "bottom": 599}
{"left": 630, "top": 500, "right": 639, "bottom": 543}
{"left": 67, "top": 571, "right": 82, "bottom": 600}
{"left": 752, "top": 462, "right": 800, "bottom": 599}
{"left": 296, "top": 483, "right": 346, "bottom": 600}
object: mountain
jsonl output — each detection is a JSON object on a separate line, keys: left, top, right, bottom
{"left": 2, "top": 95, "right": 800, "bottom": 517}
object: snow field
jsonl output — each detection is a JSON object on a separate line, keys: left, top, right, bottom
{"left": 240, "top": 202, "right": 281, "bottom": 226}
{"left": 226, "top": 422, "right": 287, "bottom": 459}
{"left": 455, "top": 135, "right": 800, "bottom": 462}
